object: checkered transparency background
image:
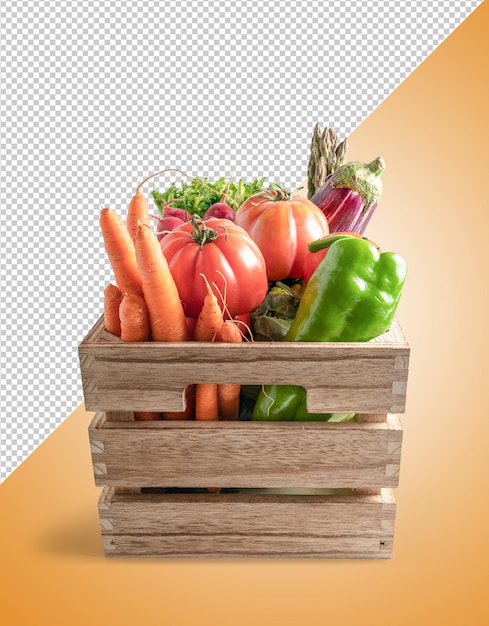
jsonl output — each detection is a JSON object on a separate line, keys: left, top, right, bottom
{"left": 0, "top": 0, "right": 481, "bottom": 481}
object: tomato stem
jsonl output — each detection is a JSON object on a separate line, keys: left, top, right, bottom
{"left": 190, "top": 215, "right": 219, "bottom": 247}
{"left": 253, "top": 182, "right": 293, "bottom": 203}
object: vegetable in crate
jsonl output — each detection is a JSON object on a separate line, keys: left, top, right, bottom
{"left": 252, "top": 234, "right": 407, "bottom": 421}
{"left": 151, "top": 176, "right": 266, "bottom": 220}
{"left": 159, "top": 216, "right": 268, "bottom": 319}
{"left": 99, "top": 207, "right": 143, "bottom": 297}
{"left": 306, "top": 122, "right": 348, "bottom": 198}
{"left": 217, "top": 320, "right": 243, "bottom": 420}
{"left": 103, "top": 283, "right": 122, "bottom": 336}
{"left": 302, "top": 232, "right": 379, "bottom": 283}
{"left": 251, "top": 280, "right": 304, "bottom": 342}
{"left": 235, "top": 183, "right": 329, "bottom": 281}
{"left": 310, "top": 157, "right": 385, "bottom": 235}
{"left": 193, "top": 274, "right": 224, "bottom": 421}
{"left": 135, "top": 222, "right": 190, "bottom": 342}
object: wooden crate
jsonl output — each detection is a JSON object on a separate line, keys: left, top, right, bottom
{"left": 78, "top": 316, "right": 410, "bottom": 558}
{"left": 98, "top": 487, "right": 397, "bottom": 558}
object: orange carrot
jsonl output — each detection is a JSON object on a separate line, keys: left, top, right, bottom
{"left": 195, "top": 383, "right": 219, "bottom": 421}
{"left": 124, "top": 167, "right": 197, "bottom": 243}
{"left": 219, "top": 318, "right": 243, "bottom": 343}
{"left": 161, "top": 384, "right": 196, "bottom": 420}
{"left": 127, "top": 184, "right": 151, "bottom": 243}
{"left": 133, "top": 411, "right": 161, "bottom": 421}
{"left": 193, "top": 274, "right": 224, "bottom": 341}
{"left": 192, "top": 275, "right": 223, "bottom": 421}
{"left": 119, "top": 292, "right": 151, "bottom": 342}
{"left": 134, "top": 222, "right": 189, "bottom": 342}
{"left": 119, "top": 292, "right": 160, "bottom": 421}
{"left": 100, "top": 207, "right": 143, "bottom": 296}
{"left": 104, "top": 283, "right": 122, "bottom": 336}
{"left": 217, "top": 320, "right": 243, "bottom": 420}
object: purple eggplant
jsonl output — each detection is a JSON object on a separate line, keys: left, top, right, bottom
{"left": 310, "top": 157, "right": 385, "bottom": 234}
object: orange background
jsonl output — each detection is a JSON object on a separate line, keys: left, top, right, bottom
{"left": 1, "top": 2, "right": 489, "bottom": 624}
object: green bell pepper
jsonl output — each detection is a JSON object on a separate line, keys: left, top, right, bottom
{"left": 252, "top": 234, "right": 407, "bottom": 421}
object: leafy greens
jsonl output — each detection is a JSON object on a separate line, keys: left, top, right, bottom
{"left": 151, "top": 176, "right": 267, "bottom": 217}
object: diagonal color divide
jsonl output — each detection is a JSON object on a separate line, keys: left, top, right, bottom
{"left": 0, "top": 0, "right": 483, "bottom": 481}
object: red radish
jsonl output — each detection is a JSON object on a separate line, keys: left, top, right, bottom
{"left": 154, "top": 203, "right": 191, "bottom": 239}
{"left": 163, "top": 204, "right": 188, "bottom": 221}
{"left": 203, "top": 175, "right": 236, "bottom": 222}
{"left": 150, "top": 213, "right": 186, "bottom": 240}
{"left": 156, "top": 216, "right": 185, "bottom": 240}
{"left": 204, "top": 202, "right": 235, "bottom": 221}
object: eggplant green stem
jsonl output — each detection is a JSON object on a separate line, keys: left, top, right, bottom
{"left": 330, "top": 157, "right": 385, "bottom": 210}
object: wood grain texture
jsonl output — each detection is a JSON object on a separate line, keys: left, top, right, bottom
{"left": 359, "top": 413, "right": 388, "bottom": 423}
{"left": 106, "top": 410, "right": 134, "bottom": 422}
{"left": 80, "top": 314, "right": 409, "bottom": 558}
{"left": 78, "top": 316, "right": 410, "bottom": 414}
{"left": 89, "top": 412, "right": 403, "bottom": 489}
{"left": 98, "top": 487, "right": 396, "bottom": 558}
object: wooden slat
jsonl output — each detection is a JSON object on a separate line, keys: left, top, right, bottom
{"left": 98, "top": 487, "right": 396, "bottom": 558}
{"left": 78, "top": 316, "right": 410, "bottom": 414}
{"left": 106, "top": 410, "right": 134, "bottom": 422}
{"left": 102, "top": 534, "right": 393, "bottom": 558}
{"left": 89, "top": 413, "right": 403, "bottom": 489}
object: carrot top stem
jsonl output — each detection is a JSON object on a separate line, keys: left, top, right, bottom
{"left": 221, "top": 173, "right": 233, "bottom": 204}
{"left": 136, "top": 168, "right": 194, "bottom": 192}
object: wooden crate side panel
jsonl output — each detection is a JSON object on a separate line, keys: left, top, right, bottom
{"left": 89, "top": 414, "right": 403, "bottom": 489}
{"left": 101, "top": 534, "right": 393, "bottom": 558}
{"left": 98, "top": 487, "right": 396, "bottom": 558}
{"left": 78, "top": 318, "right": 409, "bottom": 414}
{"left": 99, "top": 489, "right": 395, "bottom": 536}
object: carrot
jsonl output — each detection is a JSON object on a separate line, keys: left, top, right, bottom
{"left": 217, "top": 320, "right": 243, "bottom": 420}
{"left": 100, "top": 207, "right": 143, "bottom": 296}
{"left": 220, "top": 318, "right": 243, "bottom": 342}
{"left": 119, "top": 291, "right": 160, "bottom": 420}
{"left": 125, "top": 167, "right": 197, "bottom": 243}
{"left": 104, "top": 283, "right": 122, "bottom": 336}
{"left": 133, "top": 411, "right": 161, "bottom": 421}
{"left": 193, "top": 274, "right": 224, "bottom": 341}
{"left": 192, "top": 274, "right": 223, "bottom": 421}
{"left": 119, "top": 292, "right": 151, "bottom": 342}
{"left": 195, "top": 383, "right": 219, "bottom": 421}
{"left": 127, "top": 184, "right": 151, "bottom": 243}
{"left": 161, "top": 384, "right": 196, "bottom": 420}
{"left": 134, "top": 222, "right": 189, "bottom": 342}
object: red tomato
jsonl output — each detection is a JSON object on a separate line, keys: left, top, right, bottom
{"left": 235, "top": 186, "right": 329, "bottom": 281}
{"left": 303, "top": 247, "right": 328, "bottom": 283}
{"left": 160, "top": 217, "right": 268, "bottom": 319}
